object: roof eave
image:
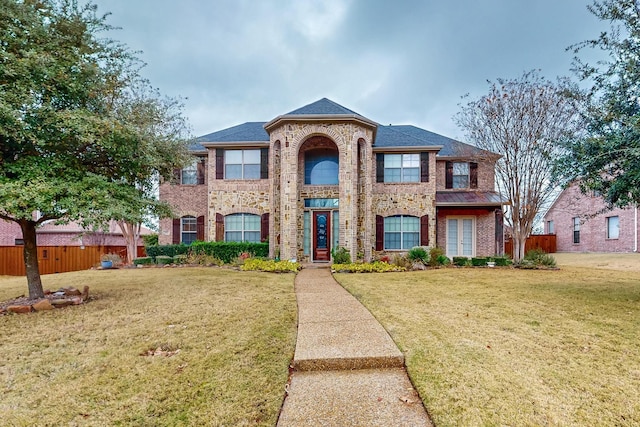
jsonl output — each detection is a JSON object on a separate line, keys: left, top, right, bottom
{"left": 436, "top": 201, "right": 508, "bottom": 207}
{"left": 372, "top": 145, "right": 443, "bottom": 152}
{"left": 199, "top": 141, "right": 270, "bottom": 148}
{"left": 264, "top": 114, "right": 378, "bottom": 132}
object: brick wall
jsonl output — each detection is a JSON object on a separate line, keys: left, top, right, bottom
{"left": 545, "top": 183, "right": 638, "bottom": 252}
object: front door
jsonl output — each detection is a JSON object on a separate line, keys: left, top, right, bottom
{"left": 313, "top": 211, "right": 331, "bottom": 261}
{"left": 446, "top": 217, "right": 475, "bottom": 257}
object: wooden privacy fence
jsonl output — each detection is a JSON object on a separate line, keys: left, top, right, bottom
{"left": 0, "top": 245, "right": 146, "bottom": 276}
{"left": 505, "top": 234, "right": 557, "bottom": 257}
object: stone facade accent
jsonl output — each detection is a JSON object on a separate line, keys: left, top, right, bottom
{"left": 544, "top": 183, "right": 639, "bottom": 252}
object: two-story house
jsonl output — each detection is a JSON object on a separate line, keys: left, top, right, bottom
{"left": 159, "top": 98, "right": 506, "bottom": 262}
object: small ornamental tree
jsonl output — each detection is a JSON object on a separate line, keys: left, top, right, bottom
{"left": 0, "top": 0, "right": 191, "bottom": 298}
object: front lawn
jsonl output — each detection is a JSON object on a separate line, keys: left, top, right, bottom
{"left": 335, "top": 265, "right": 640, "bottom": 426}
{"left": 0, "top": 268, "right": 296, "bottom": 426}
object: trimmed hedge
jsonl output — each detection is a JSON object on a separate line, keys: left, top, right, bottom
{"left": 471, "top": 257, "right": 488, "bottom": 267}
{"left": 133, "top": 257, "right": 154, "bottom": 265}
{"left": 190, "top": 241, "right": 269, "bottom": 264}
{"left": 156, "top": 255, "right": 174, "bottom": 265}
{"left": 146, "top": 244, "right": 190, "bottom": 258}
{"left": 453, "top": 257, "right": 470, "bottom": 267}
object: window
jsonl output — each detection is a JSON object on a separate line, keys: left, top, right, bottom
{"left": 384, "top": 215, "right": 419, "bottom": 250}
{"left": 181, "top": 160, "right": 198, "bottom": 184}
{"left": 225, "top": 150, "right": 261, "bottom": 179}
{"left": 547, "top": 220, "right": 555, "bottom": 234}
{"left": 305, "top": 149, "right": 339, "bottom": 185}
{"left": 382, "top": 154, "right": 419, "bottom": 182}
{"left": 607, "top": 216, "right": 619, "bottom": 239}
{"left": 181, "top": 216, "right": 197, "bottom": 245}
{"left": 452, "top": 162, "right": 469, "bottom": 188}
{"left": 573, "top": 217, "right": 580, "bottom": 244}
{"left": 224, "top": 213, "right": 261, "bottom": 242}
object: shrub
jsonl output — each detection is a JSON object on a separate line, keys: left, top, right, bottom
{"left": 408, "top": 247, "right": 429, "bottom": 265}
{"left": 471, "top": 257, "right": 488, "bottom": 267}
{"left": 392, "top": 253, "right": 413, "bottom": 269}
{"left": 520, "top": 249, "right": 556, "bottom": 268}
{"left": 453, "top": 257, "right": 470, "bottom": 267}
{"left": 133, "top": 257, "right": 154, "bottom": 266}
{"left": 185, "top": 253, "right": 224, "bottom": 266}
{"left": 429, "top": 247, "right": 446, "bottom": 267}
{"left": 332, "top": 261, "right": 406, "bottom": 273}
{"left": 146, "top": 244, "right": 190, "bottom": 258}
{"left": 101, "top": 253, "right": 123, "bottom": 265}
{"left": 241, "top": 259, "right": 301, "bottom": 273}
{"left": 173, "top": 254, "right": 188, "bottom": 264}
{"left": 493, "top": 256, "right": 512, "bottom": 266}
{"left": 331, "top": 247, "right": 351, "bottom": 264}
{"left": 142, "top": 234, "right": 159, "bottom": 247}
{"left": 437, "top": 255, "right": 451, "bottom": 266}
{"left": 155, "top": 255, "right": 174, "bottom": 265}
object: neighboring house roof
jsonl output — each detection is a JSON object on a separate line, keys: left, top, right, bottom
{"left": 37, "top": 220, "right": 153, "bottom": 235}
{"left": 436, "top": 191, "right": 507, "bottom": 207}
{"left": 192, "top": 98, "right": 493, "bottom": 157}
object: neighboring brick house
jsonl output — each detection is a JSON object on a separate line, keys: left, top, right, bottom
{"left": 159, "top": 98, "right": 507, "bottom": 262}
{"left": 0, "top": 218, "right": 150, "bottom": 247}
{"left": 544, "top": 183, "right": 639, "bottom": 252}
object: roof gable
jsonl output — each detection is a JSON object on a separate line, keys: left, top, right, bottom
{"left": 286, "top": 98, "right": 364, "bottom": 116}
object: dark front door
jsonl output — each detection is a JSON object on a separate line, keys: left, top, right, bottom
{"left": 313, "top": 211, "right": 331, "bottom": 261}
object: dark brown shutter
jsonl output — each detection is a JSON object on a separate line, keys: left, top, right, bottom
{"left": 470, "top": 162, "right": 478, "bottom": 188}
{"left": 445, "top": 161, "right": 453, "bottom": 189}
{"left": 215, "top": 213, "right": 224, "bottom": 241}
{"left": 172, "top": 218, "right": 180, "bottom": 244}
{"left": 376, "top": 154, "right": 384, "bottom": 183}
{"left": 495, "top": 209, "right": 504, "bottom": 255}
{"left": 216, "top": 149, "right": 224, "bottom": 180}
{"left": 420, "top": 215, "right": 429, "bottom": 246}
{"left": 197, "top": 158, "right": 205, "bottom": 185}
{"left": 375, "top": 215, "right": 384, "bottom": 251}
{"left": 260, "top": 148, "right": 269, "bottom": 179}
{"left": 196, "top": 215, "right": 205, "bottom": 241}
{"left": 420, "top": 152, "right": 429, "bottom": 182}
{"left": 173, "top": 168, "right": 181, "bottom": 184}
{"left": 261, "top": 213, "right": 269, "bottom": 242}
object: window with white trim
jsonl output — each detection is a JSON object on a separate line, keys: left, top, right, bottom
{"left": 607, "top": 216, "right": 619, "bottom": 239}
{"left": 181, "top": 216, "right": 197, "bottom": 245}
{"left": 225, "top": 150, "right": 260, "bottom": 179}
{"left": 384, "top": 215, "right": 419, "bottom": 250}
{"left": 224, "top": 213, "right": 261, "bottom": 242}
{"left": 452, "top": 162, "right": 470, "bottom": 188}
{"left": 384, "top": 154, "right": 419, "bottom": 182}
{"left": 181, "top": 160, "right": 198, "bottom": 184}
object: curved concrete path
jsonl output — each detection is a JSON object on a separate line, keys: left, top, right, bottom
{"left": 277, "top": 266, "right": 433, "bottom": 426}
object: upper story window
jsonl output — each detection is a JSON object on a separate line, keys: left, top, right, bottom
{"left": 376, "top": 152, "right": 429, "bottom": 183}
{"left": 383, "top": 154, "right": 419, "bottom": 182}
{"left": 224, "top": 213, "right": 261, "bottom": 243}
{"left": 305, "top": 149, "right": 339, "bottom": 185}
{"left": 181, "top": 216, "right": 197, "bottom": 245}
{"left": 607, "top": 216, "right": 619, "bottom": 239}
{"left": 225, "top": 149, "right": 261, "bottom": 179}
{"left": 445, "top": 161, "right": 478, "bottom": 189}
{"left": 181, "top": 160, "right": 198, "bottom": 184}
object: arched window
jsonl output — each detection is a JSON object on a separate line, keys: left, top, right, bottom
{"left": 304, "top": 149, "right": 338, "bottom": 185}
{"left": 384, "top": 215, "right": 419, "bottom": 250}
{"left": 224, "top": 213, "right": 261, "bottom": 242}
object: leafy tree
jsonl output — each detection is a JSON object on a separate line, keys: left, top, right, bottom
{"left": 456, "top": 71, "right": 580, "bottom": 261}
{"left": 557, "top": 0, "right": 640, "bottom": 208}
{"left": 0, "top": 0, "right": 191, "bottom": 298}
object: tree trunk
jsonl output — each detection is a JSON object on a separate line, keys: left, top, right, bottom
{"left": 118, "top": 221, "right": 139, "bottom": 264}
{"left": 19, "top": 219, "right": 44, "bottom": 299}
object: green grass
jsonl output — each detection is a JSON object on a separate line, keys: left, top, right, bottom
{"left": 335, "top": 265, "right": 640, "bottom": 426}
{"left": 0, "top": 268, "right": 297, "bottom": 426}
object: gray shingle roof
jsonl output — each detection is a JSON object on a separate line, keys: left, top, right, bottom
{"left": 196, "top": 122, "right": 269, "bottom": 144}
{"left": 286, "top": 98, "right": 364, "bottom": 116}
{"left": 373, "top": 125, "right": 487, "bottom": 157}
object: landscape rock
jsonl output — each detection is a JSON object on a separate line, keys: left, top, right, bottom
{"left": 50, "top": 299, "right": 73, "bottom": 307}
{"left": 32, "top": 299, "right": 54, "bottom": 311}
{"left": 81, "top": 286, "right": 89, "bottom": 300}
{"left": 8, "top": 305, "right": 32, "bottom": 314}
{"left": 63, "top": 287, "right": 82, "bottom": 296}
{"left": 70, "top": 296, "right": 83, "bottom": 305}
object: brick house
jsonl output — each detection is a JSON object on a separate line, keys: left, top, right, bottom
{"left": 159, "top": 98, "right": 507, "bottom": 262}
{"left": 544, "top": 183, "right": 639, "bottom": 252}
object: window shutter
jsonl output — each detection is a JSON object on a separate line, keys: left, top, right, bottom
{"left": 420, "top": 215, "right": 429, "bottom": 246}
{"left": 376, "top": 154, "right": 384, "bottom": 183}
{"left": 445, "top": 161, "right": 453, "bottom": 189}
{"left": 215, "top": 213, "right": 224, "bottom": 241}
{"left": 261, "top": 213, "right": 269, "bottom": 242}
{"left": 470, "top": 162, "right": 478, "bottom": 189}
{"left": 216, "top": 149, "right": 224, "bottom": 180}
{"left": 196, "top": 216, "right": 205, "bottom": 241}
{"left": 495, "top": 209, "right": 504, "bottom": 255}
{"left": 420, "top": 152, "right": 429, "bottom": 182}
{"left": 375, "top": 215, "right": 384, "bottom": 251}
{"left": 172, "top": 218, "right": 180, "bottom": 244}
{"left": 197, "top": 158, "right": 205, "bottom": 185}
{"left": 260, "top": 148, "right": 269, "bottom": 179}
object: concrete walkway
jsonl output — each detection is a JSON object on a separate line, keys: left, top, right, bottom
{"left": 277, "top": 266, "right": 433, "bottom": 427}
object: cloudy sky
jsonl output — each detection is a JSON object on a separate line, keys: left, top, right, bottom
{"left": 92, "top": 0, "right": 605, "bottom": 141}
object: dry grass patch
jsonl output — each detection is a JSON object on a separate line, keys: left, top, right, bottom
{"left": 554, "top": 252, "right": 640, "bottom": 272}
{"left": 0, "top": 268, "right": 296, "bottom": 426}
{"left": 336, "top": 267, "right": 640, "bottom": 426}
